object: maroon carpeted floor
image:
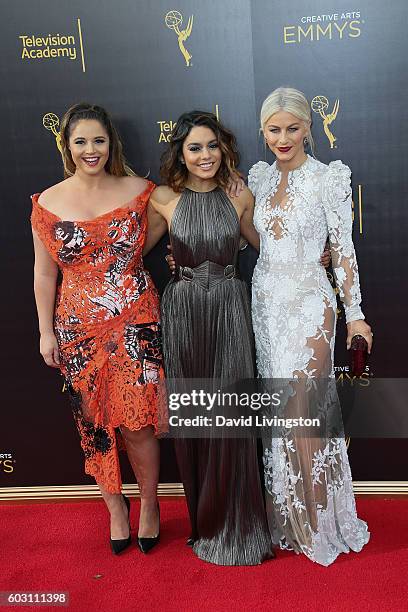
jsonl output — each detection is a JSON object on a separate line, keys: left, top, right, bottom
{"left": 1, "top": 498, "right": 407, "bottom": 611}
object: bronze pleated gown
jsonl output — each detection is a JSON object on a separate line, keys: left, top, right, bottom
{"left": 161, "top": 186, "right": 273, "bottom": 565}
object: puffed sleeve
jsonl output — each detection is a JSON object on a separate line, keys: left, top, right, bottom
{"left": 248, "top": 161, "right": 269, "bottom": 196}
{"left": 322, "top": 161, "right": 365, "bottom": 323}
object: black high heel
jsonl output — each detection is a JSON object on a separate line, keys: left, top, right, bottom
{"left": 137, "top": 503, "right": 160, "bottom": 554}
{"left": 110, "top": 494, "right": 131, "bottom": 555}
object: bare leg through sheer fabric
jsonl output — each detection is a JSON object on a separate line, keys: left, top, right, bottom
{"left": 257, "top": 285, "right": 370, "bottom": 566}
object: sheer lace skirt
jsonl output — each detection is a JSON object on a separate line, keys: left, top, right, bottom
{"left": 252, "top": 260, "right": 370, "bottom": 566}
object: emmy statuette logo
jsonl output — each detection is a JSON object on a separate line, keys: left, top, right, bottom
{"left": 311, "top": 96, "right": 339, "bottom": 149}
{"left": 43, "top": 113, "right": 62, "bottom": 153}
{"left": 165, "top": 10, "right": 194, "bottom": 66}
{"left": 311, "top": 96, "right": 364, "bottom": 234}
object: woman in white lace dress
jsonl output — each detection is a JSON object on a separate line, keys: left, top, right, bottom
{"left": 249, "top": 87, "right": 372, "bottom": 566}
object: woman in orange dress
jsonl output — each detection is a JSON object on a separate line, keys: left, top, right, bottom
{"left": 31, "top": 103, "right": 164, "bottom": 555}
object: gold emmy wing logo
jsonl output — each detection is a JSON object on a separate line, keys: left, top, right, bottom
{"left": 165, "top": 10, "right": 194, "bottom": 66}
{"left": 43, "top": 113, "right": 62, "bottom": 153}
{"left": 311, "top": 96, "right": 339, "bottom": 149}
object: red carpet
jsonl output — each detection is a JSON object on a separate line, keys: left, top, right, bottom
{"left": 1, "top": 498, "right": 407, "bottom": 611}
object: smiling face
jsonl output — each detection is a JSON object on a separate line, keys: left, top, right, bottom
{"left": 68, "top": 119, "right": 110, "bottom": 175}
{"left": 264, "top": 111, "right": 308, "bottom": 167}
{"left": 181, "top": 126, "right": 222, "bottom": 182}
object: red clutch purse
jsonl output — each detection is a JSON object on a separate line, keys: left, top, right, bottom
{"left": 350, "top": 334, "right": 368, "bottom": 377}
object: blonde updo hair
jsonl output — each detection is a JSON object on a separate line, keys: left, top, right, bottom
{"left": 260, "top": 87, "right": 314, "bottom": 154}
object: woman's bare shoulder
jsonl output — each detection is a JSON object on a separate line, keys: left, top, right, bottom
{"left": 117, "top": 174, "right": 150, "bottom": 197}
{"left": 37, "top": 178, "right": 73, "bottom": 211}
{"left": 120, "top": 174, "right": 148, "bottom": 188}
{"left": 150, "top": 184, "right": 180, "bottom": 207}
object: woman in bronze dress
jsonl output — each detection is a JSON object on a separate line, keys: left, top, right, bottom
{"left": 144, "top": 111, "right": 274, "bottom": 565}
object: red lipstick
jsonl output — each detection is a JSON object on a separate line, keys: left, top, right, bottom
{"left": 277, "top": 147, "right": 292, "bottom": 153}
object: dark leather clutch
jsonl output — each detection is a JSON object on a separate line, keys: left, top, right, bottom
{"left": 351, "top": 334, "right": 368, "bottom": 377}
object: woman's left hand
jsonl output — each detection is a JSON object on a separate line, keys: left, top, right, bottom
{"left": 346, "top": 320, "right": 373, "bottom": 354}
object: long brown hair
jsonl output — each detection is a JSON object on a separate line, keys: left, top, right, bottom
{"left": 59, "top": 103, "right": 135, "bottom": 178}
{"left": 160, "top": 110, "right": 240, "bottom": 192}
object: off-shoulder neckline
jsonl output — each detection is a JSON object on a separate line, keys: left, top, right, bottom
{"left": 31, "top": 180, "right": 155, "bottom": 223}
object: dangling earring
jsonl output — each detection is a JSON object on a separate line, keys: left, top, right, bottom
{"left": 303, "top": 137, "right": 308, "bottom": 147}
{"left": 180, "top": 158, "right": 185, "bottom": 164}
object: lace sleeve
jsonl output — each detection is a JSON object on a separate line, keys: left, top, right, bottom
{"left": 322, "top": 161, "right": 364, "bottom": 323}
{"left": 248, "top": 161, "right": 269, "bottom": 196}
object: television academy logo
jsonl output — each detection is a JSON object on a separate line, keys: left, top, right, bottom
{"left": 157, "top": 105, "right": 220, "bottom": 143}
{"left": 164, "top": 10, "right": 194, "bottom": 66}
{"left": 19, "top": 19, "right": 86, "bottom": 72}
{"left": 157, "top": 120, "right": 177, "bottom": 143}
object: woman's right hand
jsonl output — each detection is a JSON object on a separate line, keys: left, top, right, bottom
{"left": 40, "top": 331, "right": 61, "bottom": 368}
{"left": 165, "top": 244, "right": 177, "bottom": 274}
{"left": 225, "top": 173, "right": 246, "bottom": 198}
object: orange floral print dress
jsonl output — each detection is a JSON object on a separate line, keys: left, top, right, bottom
{"left": 31, "top": 181, "right": 165, "bottom": 493}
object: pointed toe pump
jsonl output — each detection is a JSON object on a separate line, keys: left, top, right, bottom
{"left": 110, "top": 495, "right": 131, "bottom": 555}
{"left": 137, "top": 504, "right": 160, "bottom": 554}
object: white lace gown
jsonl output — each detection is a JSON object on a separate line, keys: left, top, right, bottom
{"left": 249, "top": 155, "right": 370, "bottom": 566}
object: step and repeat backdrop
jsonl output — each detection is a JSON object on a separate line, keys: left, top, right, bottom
{"left": 0, "top": 0, "right": 407, "bottom": 489}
